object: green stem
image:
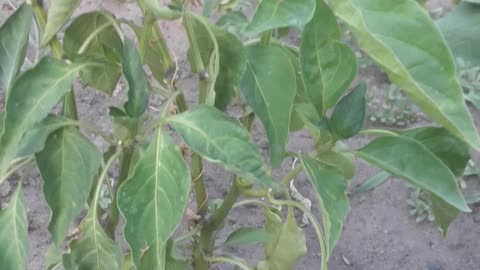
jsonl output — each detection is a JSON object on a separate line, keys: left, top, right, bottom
{"left": 281, "top": 164, "right": 303, "bottom": 186}
{"left": 93, "top": 149, "right": 122, "bottom": 218}
{"left": 139, "top": 14, "right": 154, "bottom": 61}
{"left": 106, "top": 145, "right": 134, "bottom": 239}
{"left": 31, "top": 0, "right": 78, "bottom": 120}
{"left": 193, "top": 179, "right": 243, "bottom": 269}
{"left": 0, "top": 157, "right": 35, "bottom": 185}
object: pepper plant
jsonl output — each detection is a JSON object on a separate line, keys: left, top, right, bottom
{"left": 0, "top": 0, "right": 478, "bottom": 269}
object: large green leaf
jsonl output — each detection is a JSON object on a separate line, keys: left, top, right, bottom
{"left": 0, "top": 185, "right": 28, "bottom": 270}
{"left": 300, "top": 0, "right": 357, "bottom": 116}
{"left": 403, "top": 127, "right": 470, "bottom": 177}
{"left": 402, "top": 127, "right": 470, "bottom": 236}
{"left": 328, "top": 83, "right": 366, "bottom": 139}
{"left": 355, "top": 136, "right": 470, "bottom": 212}
{"left": 330, "top": 0, "right": 480, "bottom": 150}
{"left": 63, "top": 12, "right": 122, "bottom": 95}
{"left": 0, "top": 3, "right": 32, "bottom": 98}
{"left": 0, "top": 57, "right": 83, "bottom": 181}
{"left": 437, "top": 2, "right": 480, "bottom": 67}
{"left": 62, "top": 210, "right": 123, "bottom": 270}
{"left": 36, "top": 128, "right": 101, "bottom": 245}
{"left": 257, "top": 208, "right": 306, "bottom": 270}
{"left": 117, "top": 130, "right": 190, "bottom": 270}
{"left": 122, "top": 39, "right": 150, "bottom": 118}
{"left": 17, "top": 115, "right": 75, "bottom": 157}
{"left": 169, "top": 105, "right": 275, "bottom": 187}
{"left": 240, "top": 46, "right": 296, "bottom": 167}
{"left": 244, "top": 0, "right": 316, "bottom": 36}
{"left": 41, "top": 0, "right": 81, "bottom": 46}
{"left": 301, "top": 155, "right": 349, "bottom": 256}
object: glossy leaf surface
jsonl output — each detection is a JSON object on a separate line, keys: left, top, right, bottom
{"left": 118, "top": 130, "right": 190, "bottom": 270}
{"left": 0, "top": 185, "right": 28, "bottom": 270}
{"left": 0, "top": 3, "right": 32, "bottom": 98}
{"left": 302, "top": 155, "right": 349, "bottom": 255}
{"left": 41, "top": 0, "right": 81, "bottom": 46}
{"left": 330, "top": 0, "right": 480, "bottom": 150}
{"left": 329, "top": 83, "right": 366, "bottom": 139}
{"left": 0, "top": 58, "right": 82, "bottom": 180}
{"left": 240, "top": 45, "right": 296, "bottom": 167}
{"left": 244, "top": 0, "right": 316, "bottom": 35}
{"left": 355, "top": 136, "right": 469, "bottom": 212}
{"left": 122, "top": 39, "right": 150, "bottom": 118}
{"left": 169, "top": 105, "right": 275, "bottom": 187}
{"left": 36, "top": 128, "right": 102, "bottom": 245}
{"left": 300, "top": 0, "right": 357, "bottom": 115}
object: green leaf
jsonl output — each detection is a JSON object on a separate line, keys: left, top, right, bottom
{"left": 0, "top": 57, "right": 83, "bottom": 181}
{"left": 301, "top": 155, "right": 349, "bottom": 256}
{"left": 169, "top": 105, "right": 275, "bottom": 187}
{"left": 0, "top": 184, "right": 28, "bottom": 270}
{"left": 244, "top": 0, "right": 316, "bottom": 36}
{"left": 300, "top": 0, "right": 357, "bottom": 116}
{"left": 44, "top": 245, "right": 63, "bottom": 270}
{"left": 257, "top": 207, "right": 306, "bottom": 270}
{"left": 217, "top": 10, "right": 248, "bottom": 37}
{"left": 117, "top": 130, "right": 190, "bottom": 270}
{"left": 0, "top": 112, "right": 4, "bottom": 138}
{"left": 17, "top": 115, "right": 76, "bottom": 157}
{"left": 213, "top": 27, "right": 246, "bottom": 110}
{"left": 240, "top": 45, "right": 296, "bottom": 167}
{"left": 165, "top": 240, "right": 188, "bottom": 270}
{"left": 317, "top": 149, "right": 356, "bottom": 180}
{"left": 63, "top": 12, "right": 123, "bottom": 95}
{"left": 109, "top": 107, "right": 141, "bottom": 141}
{"left": 355, "top": 136, "right": 470, "bottom": 212}
{"left": 224, "top": 227, "right": 270, "bottom": 247}
{"left": 122, "top": 39, "right": 150, "bottom": 118}
{"left": 128, "top": 22, "right": 171, "bottom": 84}
{"left": 145, "top": 0, "right": 182, "bottom": 20}
{"left": 403, "top": 127, "right": 470, "bottom": 177}
{"left": 62, "top": 210, "right": 123, "bottom": 270}
{"left": 0, "top": 3, "right": 32, "bottom": 98}
{"left": 430, "top": 194, "right": 459, "bottom": 238}
{"left": 350, "top": 171, "right": 391, "bottom": 196}
{"left": 437, "top": 3, "right": 480, "bottom": 67}
{"left": 36, "top": 128, "right": 101, "bottom": 245}
{"left": 329, "top": 0, "right": 480, "bottom": 150}
{"left": 328, "top": 83, "right": 366, "bottom": 139}
{"left": 41, "top": 0, "right": 81, "bottom": 46}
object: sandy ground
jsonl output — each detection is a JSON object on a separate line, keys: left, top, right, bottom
{"left": 2, "top": 0, "right": 480, "bottom": 269}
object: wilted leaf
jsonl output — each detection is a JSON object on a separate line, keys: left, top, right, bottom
{"left": 330, "top": 0, "right": 480, "bottom": 150}
{"left": 122, "top": 39, "right": 150, "bottom": 118}
{"left": 0, "top": 184, "right": 28, "bottom": 270}
{"left": 169, "top": 105, "right": 275, "bottom": 187}
{"left": 257, "top": 207, "right": 306, "bottom": 270}
{"left": 0, "top": 58, "right": 83, "bottom": 181}
{"left": 240, "top": 45, "right": 296, "bottom": 167}
{"left": 0, "top": 3, "right": 32, "bottom": 98}
{"left": 36, "top": 128, "right": 101, "bottom": 245}
{"left": 355, "top": 136, "right": 470, "bottom": 212}
{"left": 117, "top": 130, "right": 190, "bottom": 270}
{"left": 300, "top": 0, "right": 357, "bottom": 116}
{"left": 41, "top": 0, "right": 81, "bottom": 46}
{"left": 244, "top": 0, "right": 316, "bottom": 36}
{"left": 302, "top": 155, "right": 349, "bottom": 255}
{"left": 328, "top": 84, "right": 366, "bottom": 139}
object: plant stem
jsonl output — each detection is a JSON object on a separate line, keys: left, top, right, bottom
{"left": 31, "top": 0, "right": 78, "bottom": 120}
{"left": 281, "top": 164, "right": 303, "bottom": 186}
{"left": 193, "top": 179, "right": 243, "bottom": 269}
{"left": 106, "top": 145, "right": 134, "bottom": 239}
